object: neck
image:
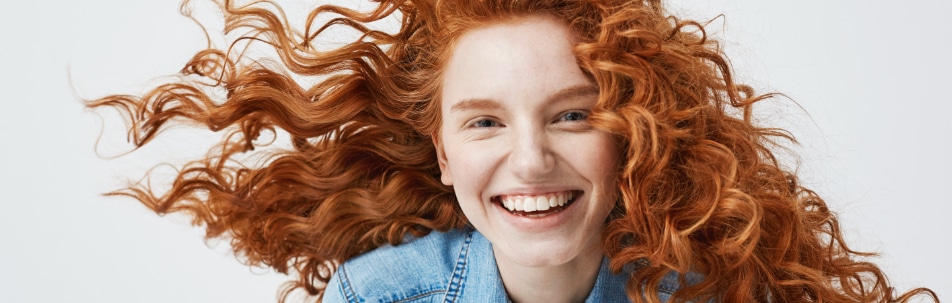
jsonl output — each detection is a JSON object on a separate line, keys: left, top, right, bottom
{"left": 493, "top": 245, "right": 603, "bottom": 303}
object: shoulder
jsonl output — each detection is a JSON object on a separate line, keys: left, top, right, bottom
{"left": 657, "top": 270, "right": 704, "bottom": 300}
{"left": 323, "top": 228, "right": 475, "bottom": 303}
{"left": 595, "top": 259, "right": 705, "bottom": 303}
{"left": 655, "top": 267, "right": 706, "bottom": 302}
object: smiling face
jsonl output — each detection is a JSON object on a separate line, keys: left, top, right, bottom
{"left": 435, "top": 15, "right": 620, "bottom": 268}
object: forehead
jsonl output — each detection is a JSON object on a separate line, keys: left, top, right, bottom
{"left": 440, "top": 15, "right": 588, "bottom": 107}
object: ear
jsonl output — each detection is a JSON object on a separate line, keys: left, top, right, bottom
{"left": 432, "top": 132, "right": 453, "bottom": 186}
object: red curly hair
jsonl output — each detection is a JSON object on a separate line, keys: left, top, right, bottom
{"left": 87, "top": 0, "right": 937, "bottom": 302}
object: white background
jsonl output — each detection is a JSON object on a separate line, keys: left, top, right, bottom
{"left": 1, "top": 0, "right": 948, "bottom": 302}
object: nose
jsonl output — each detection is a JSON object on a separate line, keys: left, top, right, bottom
{"left": 508, "top": 126, "right": 555, "bottom": 180}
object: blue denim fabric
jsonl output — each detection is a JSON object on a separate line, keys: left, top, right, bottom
{"left": 323, "top": 228, "right": 687, "bottom": 302}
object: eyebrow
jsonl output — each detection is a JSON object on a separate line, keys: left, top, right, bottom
{"left": 449, "top": 84, "right": 599, "bottom": 112}
{"left": 547, "top": 84, "right": 599, "bottom": 103}
{"left": 449, "top": 98, "right": 503, "bottom": 112}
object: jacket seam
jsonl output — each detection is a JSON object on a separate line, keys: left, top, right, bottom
{"left": 337, "top": 264, "right": 359, "bottom": 303}
{"left": 442, "top": 229, "right": 474, "bottom": 302}
{"left": 394, "top": 290, "right": 446, "bottom": 302}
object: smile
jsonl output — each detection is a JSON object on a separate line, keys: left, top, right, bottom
{"left": 493, "top": 191, "right": 580, "bottom": 217}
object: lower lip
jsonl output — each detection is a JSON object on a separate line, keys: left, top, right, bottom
{"left": 494, "top": 194, "right": 580, "bottom": 231}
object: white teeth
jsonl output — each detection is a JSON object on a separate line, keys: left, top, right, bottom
{"left": 536, "top": 196, "right": 550, "bottom": 211}
{"left": 499, "top": 192, "right": 575, "bottom": 213}
{"left": 523, "top": 197, "right": 538, "bottom": 212}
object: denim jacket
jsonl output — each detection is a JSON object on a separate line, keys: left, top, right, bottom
{"left": 323, "top": 228, "right": 688, "bottom": 303}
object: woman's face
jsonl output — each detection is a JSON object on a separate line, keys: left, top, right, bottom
{"left": 435, "top": 15, "right": 620, "bottom": 268}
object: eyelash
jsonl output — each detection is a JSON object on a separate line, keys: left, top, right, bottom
{"left": 468, "top": 118, "right": 499, "bottom": 128}
{"left": 558, "top": 111, "right": 588, "bottom": 122}
{"left": 464, "top": 110, "right": 589, "bottom": 129}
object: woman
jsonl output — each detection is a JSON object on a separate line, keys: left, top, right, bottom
{"left": 87, "top": 0, "right": 937, "bottom": 302}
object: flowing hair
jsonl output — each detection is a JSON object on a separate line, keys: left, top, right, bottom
{"left": 86, "top": 0, "right": 937, "bottom": 302}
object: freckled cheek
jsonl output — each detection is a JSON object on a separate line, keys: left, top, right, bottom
{"left": 595, "top": 141, "right": 621, "bottom": 170}
{"left": 574, "top": 134, "right": 621, "bottom": 188}
{"left": 447, "top": 143, "right": 501, "bottom": 202}
{"left": 558, "top": 133, "right": 618, "bottom": 163}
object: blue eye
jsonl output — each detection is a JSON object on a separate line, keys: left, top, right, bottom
{"left": 560, "top": 111, "right": 588, "bottom": 122}
{"left": 471, "top": 119, "right": 497, "bottom": 128}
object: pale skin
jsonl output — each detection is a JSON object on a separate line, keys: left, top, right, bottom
{"left": 434, "top": 15, "right": 620, "bottom": 303}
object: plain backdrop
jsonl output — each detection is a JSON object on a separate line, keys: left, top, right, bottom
{"left": 1, "top": 0, "right": 948, "bottom": 302}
